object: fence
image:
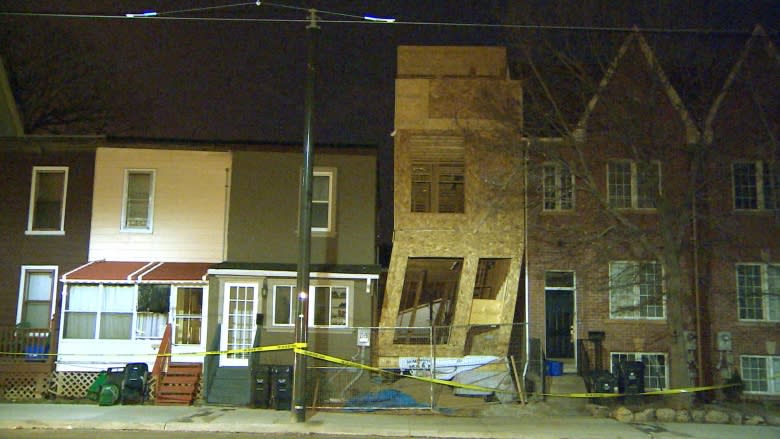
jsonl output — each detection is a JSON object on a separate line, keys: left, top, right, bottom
{"left": 302, "top": 323, "right": 528, "bottom": 412}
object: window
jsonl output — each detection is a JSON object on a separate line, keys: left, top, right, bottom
{"left": 273, "top": 285, "right": 295, "bottom": 326}
{"left": 312, "top": 286, "right": 348, "bottom": 327}
{"left": 224, "top": 283, "right": 256, "bottom": 360}
{"left": 473, "top": 258, "right": 511, "bottom": 299}
{"left": 733, "top": 161, "right": 779, "bottom": 210}
{"left": 64, "top": 284, "right": 135, "bottom": 340}
{"left": 607, "top": 161, "right": 660, "bottom": 209}
{"left": 410, "top": 136, "right": 465, "bottom": 213}
{"left": 395, "top": 258, "right": 462, "bottom": 344}
{"left": 736, "top": 264, "right": 780, "bottom": 321}
{"left": 122, "top": 169, "right": 155, "bottom": 232}
{"left": 609, "top": 261, "right": 664, "bottom": 319}
{"left": 17, "top": 266, "right": 57, "bottom": 328}
{"left": 741, "top": 356, "right": 780, "bottom": 394}
{"left": 136, "top": 284, "right": 170, "bottom": 339}
{"left": 173, "top": 287, "right": 203, "bottom": 345}
{"left": 272, "top": 284, "right": 349, "bottom": 327}
{"left": 611, "top": 352, "right": 667, "bottom": 390}
{"left": 543, "top": 163, "right": 573, "bottom": 210}
{"left": 311, "top": 169, "right": 336, "bottom": 233}
{"left": 27, "top": 166, "right": 68, "bottom": 234}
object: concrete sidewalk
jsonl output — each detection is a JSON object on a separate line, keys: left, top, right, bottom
{"left": 0, "top": 403, "right": 778, "bottom": 439}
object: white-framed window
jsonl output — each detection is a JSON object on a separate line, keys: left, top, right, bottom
{"left": 736, "top": 263, "right": 780, "bottom": 321}
{"left": 312, "top": 286, "right": 348, "bottom": 327}
{"left": 271, "top": 284, "right": 350, "bottom": 328}
{"left": 741, "top": 355, "right": 780, "bottom": 394}
{"left": 611, "top": 352, "right": 667, "bottom": 390}
{"left": 607, "top": 161, "right": 660, "bottom": 209}
{"left": 136, "top": 284, "right": 170, "bottom": 339}
{"left": 312, "top": 168, "right": 336, "bottom": 233}
{"left": 543, "top": 163, "right": 574, "bottom": 210}
{"left": 63, "top": 284, "right": 135, "bottom": 340}
{"left": 733, "top": 161, "right": 779, "bottom": 210}
{"left": 609, "top": 261, "right": 665, "bottom": 319}
{"left": 172, "top": 286, "right": 204, "bottom": 345}
{"left": 272, "top": 285, "right": 295, "bottom": 326}
{"left": 121, "top": 169, "right": 155, "bottom": 232}
{"left": 26, "top": 166, "right": 68, "bottom": 235}
{"left": 17, "top": 266, "right": 58, "bottom": 328}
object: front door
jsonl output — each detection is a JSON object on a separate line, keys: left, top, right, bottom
{"left": 545, "top": 289, "right": 574, "bottom": 358}
{"left": 220, "top": 282, "right": 258, "bottom": 366}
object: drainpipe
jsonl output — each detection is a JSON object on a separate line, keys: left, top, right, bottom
{"left": 692, "top": 183, "right": 703, "bottom": 386}
{"left": 522, "top": 138, "right": 531, "bottom": 382}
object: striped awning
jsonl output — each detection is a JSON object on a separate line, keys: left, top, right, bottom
{"left": 62, "top": 261, "right": 212, "bottom": 283}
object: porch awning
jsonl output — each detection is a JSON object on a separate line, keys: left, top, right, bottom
{"left": 62, "top": 261, "right": 212, "bottom": 283}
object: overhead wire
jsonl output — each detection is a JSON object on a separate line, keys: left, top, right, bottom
{"left": 0, "top": 1, "right": 772, "bottom": 36}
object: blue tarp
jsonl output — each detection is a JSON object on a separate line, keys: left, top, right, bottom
{"left": 345, "top": 389, "right": 425, "bottom": 409}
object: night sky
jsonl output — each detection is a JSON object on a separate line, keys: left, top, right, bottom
{"left": 1, "top": 1, "right": 777, "bottom": 247}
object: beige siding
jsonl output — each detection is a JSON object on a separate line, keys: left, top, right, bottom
{"left": 89, "top": 147, "right": 230, "bottom": 262}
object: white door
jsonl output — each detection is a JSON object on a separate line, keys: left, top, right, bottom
{"left": 220, "top": 282, "right": 258, "bottom": 366}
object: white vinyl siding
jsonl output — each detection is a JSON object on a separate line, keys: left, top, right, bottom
{"left": 26, "top": 166, "right": 68, "bottom": 235}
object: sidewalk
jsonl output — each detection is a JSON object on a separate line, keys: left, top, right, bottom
{"left": 0, "top": 402, "right": 778, "bottom": 438}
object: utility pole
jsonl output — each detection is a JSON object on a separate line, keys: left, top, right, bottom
{"left": 292, "top": 8, "right": 319, "bottom": 423}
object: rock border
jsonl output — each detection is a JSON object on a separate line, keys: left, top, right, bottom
{"left": 586, "top": 403, "right": 778, "bottom": 426}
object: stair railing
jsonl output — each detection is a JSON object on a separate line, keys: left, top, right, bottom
{"left": 152, "top": 323, "right": 172, "bottom": 380}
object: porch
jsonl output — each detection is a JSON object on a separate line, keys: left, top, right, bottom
{"left": 0, "top": 325, "right": 56, "bottom": 399}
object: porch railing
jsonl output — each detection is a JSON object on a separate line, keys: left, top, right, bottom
{"left": 0, "top": 326, "right": 54, "bottom": 365}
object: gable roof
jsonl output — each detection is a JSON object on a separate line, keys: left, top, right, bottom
{"left": 703, "top": 25, "right": 780, "bottom": 144}
{"left": 573, "top": 28, "right": 700, "bottom": 144}
{"left": 0, "top": 56, "right": 24, "bottom": 137}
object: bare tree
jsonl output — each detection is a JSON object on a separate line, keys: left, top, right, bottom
{"left": 0, "top": 20, "right": 110, "bottom": 134}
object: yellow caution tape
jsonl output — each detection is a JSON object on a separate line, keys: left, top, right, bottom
{"left": 0, "top": 342, "right": 307, "bottom": 358}
{"left": 538, "top": 383, "right": 741, "bottom": 398}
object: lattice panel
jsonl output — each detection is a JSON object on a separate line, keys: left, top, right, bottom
{"left": 50, "top": 371, "right": 100, "bottom": 399}
{"left": 0, "top": 373, "right": 49, "bottom": 400}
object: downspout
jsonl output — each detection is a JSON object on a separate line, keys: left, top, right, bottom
{"left": 522, "top": 138, "right": 531, "bottom": 383}
{"left": 222, "top": 166, "right": 231, "bottom": 261}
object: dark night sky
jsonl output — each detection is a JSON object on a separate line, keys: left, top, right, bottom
{"left": 1, "top": 1, "right": 777, "bottom": 247}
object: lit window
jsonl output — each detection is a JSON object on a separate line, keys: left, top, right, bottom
{"left": 611, "top": 352, "right": 667, "bottom": 390}
{"left": 737, "top": 264, "right": 780, "bottom": 321}
{"left": 733, "top": 161, "right": 779, "bottom": 210}
{"left": 122, "top": 169, "right": 155, "bottom": 232}
{"left": 173, "top": 287, "right": 203, "bottom": 345}
{"left": 312, "top": 286, "right": 348, "bottom": 327}
{"left": 18, "top": 266, "right": 57, "bottom": 328}
{"left": 609, "top": 261, "right": 664, "bottom": 319}
{"left": 607, "top": 161, "right": 660, "bottom": 209}
{"left": 27, "top": 166, "right": 68, "bottom": 234}
{"left": 63, "top": 284, "right": 135, "bottom": 340}
{"left": 543, "top": 163, "right": 573, "bottom": 210}
{"left": 741, "top": 356, "right": 780, "bottom": 394}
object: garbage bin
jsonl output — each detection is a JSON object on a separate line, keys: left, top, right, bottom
{"left": 251, "top": 365, "right": 271, "bottom": 408}
{"left": 270, "top": 365, "right": 292, "bottom": 410}
{"left": 619, "top": 361, "right": 645, "bottom": 394}
{"left": 589, "top": 370, "right": 617, "bottom": 393}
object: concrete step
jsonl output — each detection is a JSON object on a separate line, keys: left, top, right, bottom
{"left": 546, "top": 373, "right": 588, "bottom": 415}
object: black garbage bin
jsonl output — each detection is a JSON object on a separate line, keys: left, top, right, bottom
{"left": 251, "top": 365, "right": 271, "bottom": 409}
{"left": 618, "top": 361, "right": 645, "bottom": 395}
{"left": 589, "top": 370, "right": 617, "bottom": 393}
{"left": 270, "top": 365, "right": 292, "bottom": 410}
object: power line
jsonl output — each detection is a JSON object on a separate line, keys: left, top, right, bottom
{"left": 0, "top": 8, "right": 774, "bottom": 36}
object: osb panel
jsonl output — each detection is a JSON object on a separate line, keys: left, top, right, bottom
{"left": 469, "top": 299, "right": 502, "bottom": 325}
{"left": 429, "top": 79, "right": 521, "bottom": 120}
{"left": 397, "top": 46, "right": 507, "bottom": 78}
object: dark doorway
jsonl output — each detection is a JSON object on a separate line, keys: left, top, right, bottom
{"left": 545, "top": 290, "right": 574, "bottom": 358}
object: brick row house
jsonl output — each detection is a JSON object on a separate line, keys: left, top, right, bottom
{"left": 380, "top": 29, "right": 778, "bottom": 399}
